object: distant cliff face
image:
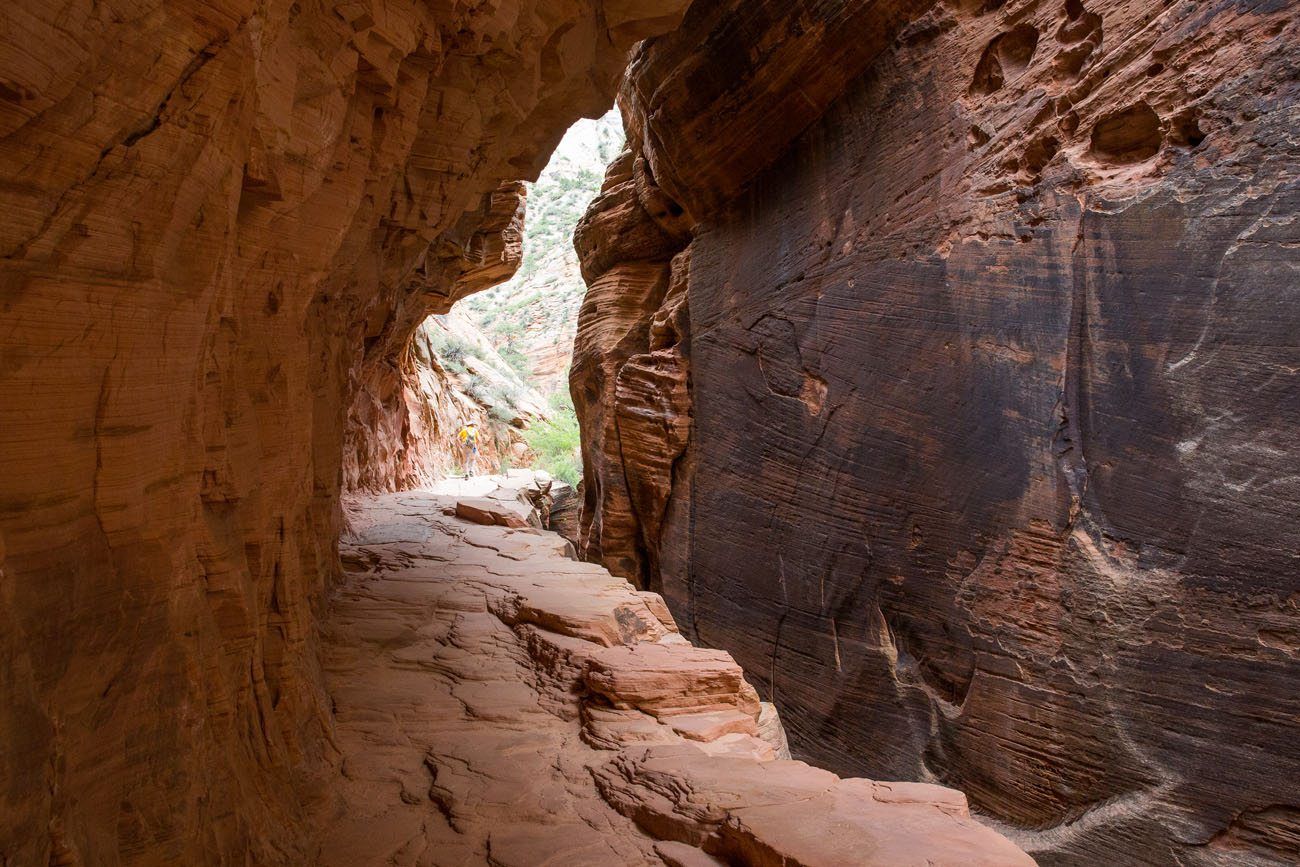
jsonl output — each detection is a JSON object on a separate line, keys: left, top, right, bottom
{"left": 463, "top": 111, "right": 625, "bottom": 396}
{"left": 573, "top": 1, "right": 1300, "bottom": 863}
{"left": 0, "top": 1, "right": 688, "bottom": 861}
{"left": 345, "top": 306, "right": 550, "bottom": 492}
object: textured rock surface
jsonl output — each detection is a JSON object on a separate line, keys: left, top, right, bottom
{"left": 311, "top": 482, "right": 1031, "bottom": 865}
{"left": 575, "top": 1, "right": 1300, "bottom": 864}
{"left": 454, "top": 495, "right": 534, "bottom": 529}
{"left": 0, "top": 1, "right": 689, "bottom": 861}
{"left": 346, "top": 309, "right": 547, "bottom": 493}
{"left": 463, "top": 110, "right": 625, "bottom": 395}
{"left": 571, "top": 148, "right": 693, "bottom": 585}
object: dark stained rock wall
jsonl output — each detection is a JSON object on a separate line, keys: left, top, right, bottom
{"left": 575, "top": 1, "right": 1300, "bottom": 863}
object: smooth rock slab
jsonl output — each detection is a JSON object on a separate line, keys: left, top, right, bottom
{"left": 584, "top": 642, "right": 763, "bottom": 718}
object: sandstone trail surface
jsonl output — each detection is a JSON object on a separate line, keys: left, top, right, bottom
{"left": 311, "top": 477, "right": 1033, "bottom": 866}
{"left": 572, "top": 1, "right": 1300, "bottom": 865}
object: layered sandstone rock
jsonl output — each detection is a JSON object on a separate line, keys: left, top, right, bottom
{"left": 315, "top": 483, "right": 1032, "bottom": 865}
{"left": 571, "top": 148, "right": 694, "bottom": 587}
{"left": 0, "top": 1, "right": 690, "bottom": 861}
{"left": 575, "top": 1, "right": 1300, "bottom": 863}
{"left": 343, "top": 185, "right": 534, "bottom": 492}
{"left": 345, "top": 308, "right": 547, "bottom": 493}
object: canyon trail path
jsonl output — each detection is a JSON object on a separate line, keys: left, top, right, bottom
{"left": 305, "top": 481, "right": 1034, "bottom": 866}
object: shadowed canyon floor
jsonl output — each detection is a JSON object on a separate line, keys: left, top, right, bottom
{"left": 308, "top": 479, "right": 1033, "bottom": 865}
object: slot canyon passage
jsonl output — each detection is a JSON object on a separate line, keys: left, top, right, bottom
{"left": 1, "top": 0, "right": 1298, "bottom": 864}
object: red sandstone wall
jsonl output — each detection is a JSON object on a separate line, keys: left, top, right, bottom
{"left": 0, "top": 1, "right": 687, "bottom": 861}
{"left": 574, "top": 1, "right": 1300, "bottom": 863}
{"left": 343, "top": 182, "right": 530, "bottom": 492}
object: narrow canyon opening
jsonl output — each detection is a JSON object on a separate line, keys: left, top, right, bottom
{"left": 350, "top": 110, "right": 623, "bottom": 495}
{"left": 2, "top": 2, "right": 1298, "bottom": 866}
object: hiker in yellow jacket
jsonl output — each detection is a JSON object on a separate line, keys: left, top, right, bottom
{"left": 456, "top": 422, "right": 479, "bottom": 478}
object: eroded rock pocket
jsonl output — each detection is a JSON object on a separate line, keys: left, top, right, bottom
{"left": 1089, "top": 101, "right": 1163, "bottom": 164}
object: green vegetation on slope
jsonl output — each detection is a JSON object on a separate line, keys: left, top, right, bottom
{"left": 525, "top": 391, "right": 582, "bottom": 486}
{"left": 445, "top": 111, "right": 618, "bottom": 485}
{"left": 425, "top": 322, "right": 529, "bottom": 425}
{"left": 462, "top": 110, "right": 623, "bottom": 395}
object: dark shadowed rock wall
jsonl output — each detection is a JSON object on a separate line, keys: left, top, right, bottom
{"left": 574, "top": 0, "right": 1300, "bottom": 863}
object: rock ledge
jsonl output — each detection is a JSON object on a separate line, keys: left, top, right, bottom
{"left": 318, "top": 481, "right": 1033, "bottom": 865}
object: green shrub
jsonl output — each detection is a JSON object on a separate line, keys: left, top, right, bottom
{"left": 429, "top": 330, "right": 476, "bottom": 368}
{"left": 462, "top": 373, "right": 492, "bottom": 404}
{"left": 526, "top": 391, "right": 582, "bottom": 486}
{"left": 461, "top": 372, "right": 524, "bottom": 425}
{"left": 500, "top": 344, "right": 532, "bottom": 380}
{"left": 487, "top": 402, "right": 516, "bottom": 425}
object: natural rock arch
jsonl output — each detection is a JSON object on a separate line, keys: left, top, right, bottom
{"left": 1, "top": 0, "right": 1298, "bottom": 864}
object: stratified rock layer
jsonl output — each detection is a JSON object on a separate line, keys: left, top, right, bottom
{"left": 0, "top": 1, "right": 689, "bottom": 861}
{"left": 574, "top": 1, "right": 1300, "bottom": 863}
{"left": 345, "top": 309, "right": 548, "bottom": 493}
{"left": 314, "top": 482, "right": 1032, "bottom": 865}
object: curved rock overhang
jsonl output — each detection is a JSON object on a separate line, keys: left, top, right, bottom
{"left": 0, "top": 1, "right": 689, "bottom": 859}
{"left": 1, "top": 0, "right": 1297, "bottom": 863}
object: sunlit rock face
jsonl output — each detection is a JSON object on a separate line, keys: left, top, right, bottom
{"left": 574, "top": 1, "right": 1300, "bottom": 863}
{"left": 345, "top": 306, "right": 549, "bottom": 493}
{"left": 0, "top": 0, "right": 688, "bottom": 861}
{"left": 343, "top": 182, "right": 546, "bottom": 492}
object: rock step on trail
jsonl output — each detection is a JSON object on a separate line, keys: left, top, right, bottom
{"left": 308, "top": 481, "right": 1033, "bottom": 866}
